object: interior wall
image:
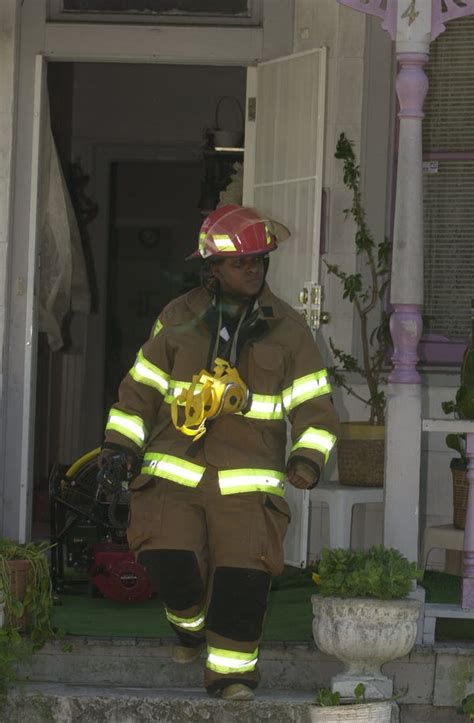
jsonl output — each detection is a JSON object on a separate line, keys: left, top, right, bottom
{"left": 106, "top": 159, "right": 202, "bottom": 409}
{"left": 69, "top": 63, "right": 246, "bottom": 455}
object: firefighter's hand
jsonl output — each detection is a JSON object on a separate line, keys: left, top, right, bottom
{"left": 97, "top": 445, "right": 137, "bottom": 472}
{"left": 286, "top": 459, "right": 320, "bottom": 490}
{"left": 286, "top": 469, "right": 313, "bottom": 489}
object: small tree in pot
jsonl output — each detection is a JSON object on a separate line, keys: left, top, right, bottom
{"left": 325, "top": 134, "right": 392, "bottom": 486}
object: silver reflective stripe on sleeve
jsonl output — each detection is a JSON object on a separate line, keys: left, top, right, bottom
{"left": 106, "top": 409, "right": 147, "bottom": 447}
{"left": 291, "top": 427, "right": 337, "bottom": 462}
{"left": 282, "top": 369, "right": 332, "bottom": 412}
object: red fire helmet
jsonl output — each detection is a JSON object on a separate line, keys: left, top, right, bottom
{"left": 187, "top": 204, "right": 290, "bottom": 260}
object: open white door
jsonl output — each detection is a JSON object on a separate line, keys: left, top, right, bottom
{"left": 243, "top": 48, "right": 327, "bottom": 567}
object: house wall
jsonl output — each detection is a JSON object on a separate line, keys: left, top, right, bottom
{"left": 0, "top": 0, "right": 462, "bottom": 558}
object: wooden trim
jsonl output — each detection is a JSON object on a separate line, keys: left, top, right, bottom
{"left": 44, "top": 21, "right": 263, "bottom": 64}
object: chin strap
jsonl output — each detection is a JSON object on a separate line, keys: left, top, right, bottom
{"left": 170, "top": 357, "right": 251, "bottom": 442}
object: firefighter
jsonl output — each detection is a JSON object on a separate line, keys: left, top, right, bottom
{"left": 99, "top": 204, "right": 339, "bottom": 701}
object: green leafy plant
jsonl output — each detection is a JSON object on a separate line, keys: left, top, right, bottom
{"left": 325, "top": 133, "right": 392, "bottom": 425}
{"left": 314, "top": 683, "right": 366, "bottom": 707}
{"left": 0, "top": 539, "right": 54, "bottom": 648}
{"left": 459, "top": 693, "right": 474, "bottom": 720}
{"left": 313, "top": 545, "right": 421, "bottom": 600}
{"left": 442, "top": 300, "right": 474, "bottom": 467}
{"left": 0, "top": 539, "right": 55, "bottom": 700}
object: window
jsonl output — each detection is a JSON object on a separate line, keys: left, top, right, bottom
{"left": 48, "top": 0, "right": 261, "bottom": 25}
{"left": 421, "top": 15, "right": 474, "bottom": 365}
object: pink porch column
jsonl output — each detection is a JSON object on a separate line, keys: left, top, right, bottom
{"left": 337, "top": 1, "right": 474, "bottom": 572}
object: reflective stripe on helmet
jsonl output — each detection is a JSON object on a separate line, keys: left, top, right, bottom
{"left": 106, "top": 410, "right": 147, "bottom": 447}
{"left": 282, "top": 369, "right": 332, "bottom": 412}
{"left": 142, "top": 452, "right": 205, "bottom": 487}
{"left": 291, "top": 427, "right": 337, "bottom": 462}
{"left": 129, "top": 349, "right": 169, "bottom": 395}
{"left": 152, "top": 319, "right": 163, "bottom": 337}
{"left": 207, "top": 646, "right": 258, "bottom": 674}
{"left": 166, "top": 608, "right": 206, "bottom": 631}
{"left": 243, "top": 393, "right": 283, "bottom": 420}
{"left": 218, "top": 468, "right": 285, "bottom": 496}
{"left": 198, "top": 232, "right": 237, "bottom": 257}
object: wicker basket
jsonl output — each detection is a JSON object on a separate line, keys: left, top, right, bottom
{"left": 452, "top": 465, "right": 468, "bottom": 530}
{"left": 337, "top": 423, "right": 385, "bottom": 487}
{"left": 6, "top": 559, "right": 30, "bottom": 630}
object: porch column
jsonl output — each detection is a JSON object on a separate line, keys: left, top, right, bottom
{"left": 384, "top": 44, "right": 428, "bottom": 560}
{"left": 337, "top": 0, "right": 474, "bottom": 562}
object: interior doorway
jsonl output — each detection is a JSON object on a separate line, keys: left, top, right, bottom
{"left": 32, "top": 60, "right": 246, "bottom": 536}
{"left": 105, "top": 160, "right": 202, "bottom": 410}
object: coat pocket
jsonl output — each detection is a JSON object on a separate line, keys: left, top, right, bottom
{"left": 248, "top": 343, "right": 286, "bottom": 391}
{"left": 261, "top": 494, "right": 291, "bottom": 576}
{"left": 127, "top": 474, "right": 163, "bottom": 552}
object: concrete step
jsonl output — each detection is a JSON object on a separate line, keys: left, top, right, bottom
{"left": 5, "top": 683, "right": 317, "bottom": 723}
{"left": 19, "top": 637, "right": 341, "bottom": 692}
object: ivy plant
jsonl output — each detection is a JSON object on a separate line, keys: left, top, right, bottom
{"left": 325, "top": 133, "right": 392, "bottom": 425}
{"left": 313, "top": 545, "right": 421, "bottom": 600}
{"left": 0, "top": 539, "right": 55, "bottom": 700}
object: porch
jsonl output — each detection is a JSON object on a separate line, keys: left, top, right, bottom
{"left": 1, "top": 566, "right": 471, "bottom": 721}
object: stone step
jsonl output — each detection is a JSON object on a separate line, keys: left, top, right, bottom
{"left": 6, "top": 683, "right": 317, "bottom": 723}
{"left": 19, "top": 637, "right": 341, "bottom": 692}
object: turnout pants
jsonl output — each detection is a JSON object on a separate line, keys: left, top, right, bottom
{"left": 127, "top": 467, "right": 291, "bottom": 693}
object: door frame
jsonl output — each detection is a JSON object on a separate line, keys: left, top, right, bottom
{"left": 6, "top": 12, "right": 267, "bottom": 541}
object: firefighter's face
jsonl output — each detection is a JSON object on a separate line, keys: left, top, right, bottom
{"left": 211, "top": 255, "right": 265, "bottom": 298}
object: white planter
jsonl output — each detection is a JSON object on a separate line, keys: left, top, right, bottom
{"left": 312, "top": 595, "right": 421, "bottom": 699}
{"left": 310, "top": 701, "right": 393, "bottom": 722}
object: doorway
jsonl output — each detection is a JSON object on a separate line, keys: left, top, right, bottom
{"left": 32, "top": 61, "right": 246, "bottom": 536}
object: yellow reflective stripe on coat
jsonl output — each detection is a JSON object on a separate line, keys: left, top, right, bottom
{"left": 282, "top": 369, "right": 331, "bottom": 412}
{"left": 152, "top": 319, "right": 163, "bottom": 337}
{"left": 106, "top": 410, "right": 147, "bottom": 447}
{"left": 206, "top": 646, "right": 258, "bottom": 674}
{"left": 291, "top": 427, "right": 337, "bottom": 462}
{"left": 129, "top": 349, "right": 170, "bottom": 395}
{"left": 166, "top": 608, "right": 206, "bottom": 631}
{"left": 244, "top": 393, "right": 283, "bottom": 420}
{"left": 142, "top": 452, "right": 205, "bottom": 487}
{"left": 218, "top": 468, "right": 285, "bottom": 496}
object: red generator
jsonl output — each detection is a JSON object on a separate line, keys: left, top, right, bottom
{"left": 89, "top": 543, "right": 154, "bottom": 603}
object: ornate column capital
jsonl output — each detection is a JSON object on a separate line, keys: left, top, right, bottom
{"left": 337, "top": 0, "right": 474, "bottom": 45}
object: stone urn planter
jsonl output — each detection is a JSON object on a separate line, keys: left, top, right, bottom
{"left": 312, "top": 596, "right": 421, "bottom": 699}
{"left": 310, "top": 701, "right": 392, "bottom": 722}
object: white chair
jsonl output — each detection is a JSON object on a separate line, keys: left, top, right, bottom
{"left": 312, "top": 482, "right": 384, "bottom": 549}
{"left": 421, "top": 524, "right": 464, "bottom": 571}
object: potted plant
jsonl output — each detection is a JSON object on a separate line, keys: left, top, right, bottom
{"left": 441, "top": 307, "right": 474, "bottom": 530}
{"left": 325, "top": 133, "right": 392, "bottom": 487}
{"left": 311, "top": 546, "right": 422, "bottom": 700}
{"left": 311, "top": 683, "right": 393, "bottom": 722}
{"left": 0, "top": 539, "right": 54, "bottom": 646}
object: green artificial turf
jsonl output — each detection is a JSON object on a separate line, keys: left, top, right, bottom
{"left": 52, "top": 566, "right": 315, "bottom": 640}
{"left": 51, "top": 568, "right": 474, "bottom": 642}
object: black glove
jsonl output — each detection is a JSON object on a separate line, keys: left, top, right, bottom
{"left": 97, "top": 444, "right": 139, "bottom": 494}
